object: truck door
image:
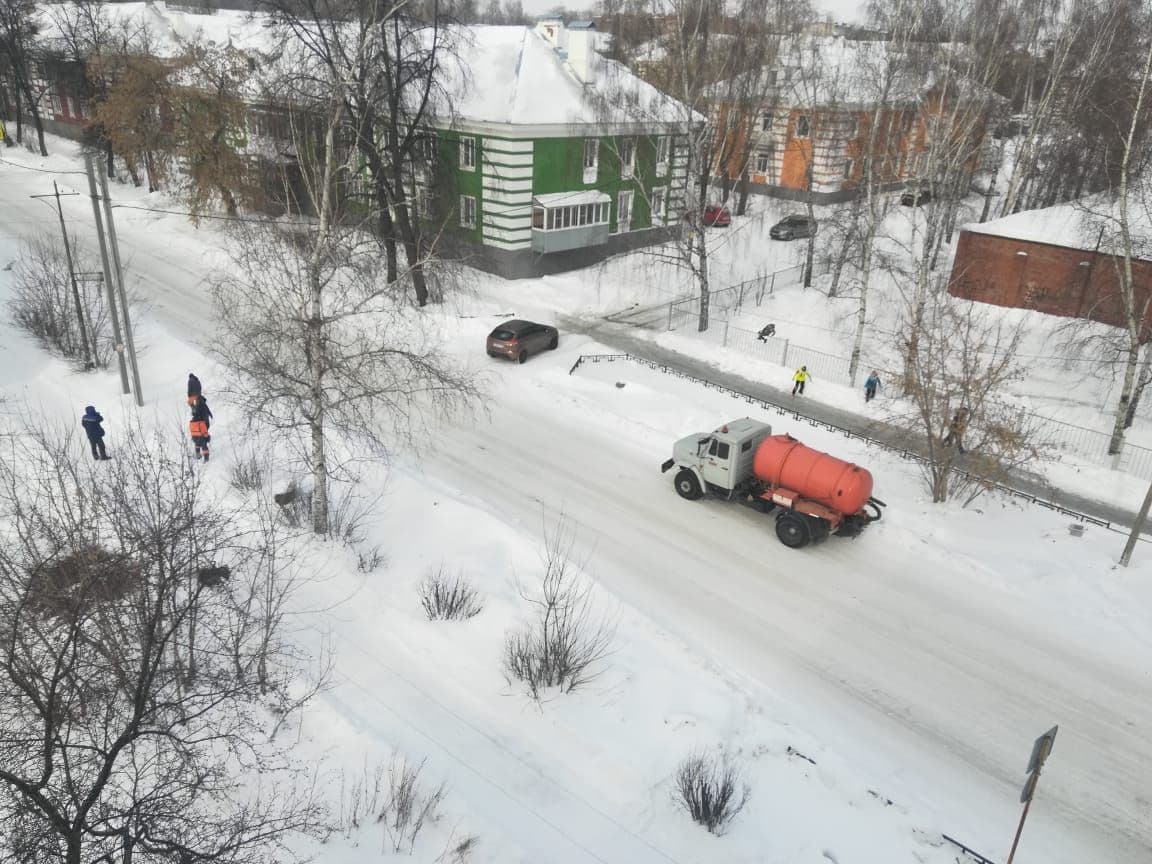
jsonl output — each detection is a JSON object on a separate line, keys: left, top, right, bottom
{"left": 702, "top": 439, "right": 733, "bottom": 489}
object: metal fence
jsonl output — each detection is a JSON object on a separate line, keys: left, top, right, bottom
{"left": 656, "top": 267, "right": 1152, "bottom": 480}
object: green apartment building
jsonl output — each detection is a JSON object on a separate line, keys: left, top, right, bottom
{"left": 431, "top": 21, "right": 695, "bottom": 278}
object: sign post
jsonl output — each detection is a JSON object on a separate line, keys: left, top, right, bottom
{"left": 1006, "top": 725, "right": 1058, "bottom": 864}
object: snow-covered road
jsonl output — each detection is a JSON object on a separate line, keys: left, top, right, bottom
{"left": 419, "top": 363, "right": 1152, "bottom": 864}
{"left": 3, "top": 149, "right": 1150, "bottom": 864}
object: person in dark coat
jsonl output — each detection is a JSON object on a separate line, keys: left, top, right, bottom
{"left": 942, "top": 407, "right": 969, "bottom": 454}
{"left": 189, "top": 395, "right": 213, "bottom": 462}
{"left": 757, "top": 323, "right": 776, "bottom": 342}
{"left": 187, "top": 373, "right": 202, "bottom": 407}
{"left": 81, "top": 405, "right": 110, "bottom": 460}
{"left": 864, "top": 370, "right": 881, "bottom": 402}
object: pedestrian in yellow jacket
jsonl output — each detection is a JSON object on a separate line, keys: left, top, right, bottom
{"left": 792, "top": 365, "right": 809, "bottom": 396}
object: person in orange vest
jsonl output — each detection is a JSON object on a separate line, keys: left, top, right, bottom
{"left": 791, "top": 365, "right": 809, "bottom": 396}
{"left": 187, "top": 373, "right": 202, "bottom": 407}
{"left": 189, "top": 395, "right": 213, "bottom": 462}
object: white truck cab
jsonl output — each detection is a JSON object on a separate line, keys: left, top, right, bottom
{"left": 663, "top": 418, "right": 771, "bottom": 498}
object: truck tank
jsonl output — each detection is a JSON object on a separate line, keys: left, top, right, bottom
{"left": 752, "top": 434, "right": 874, "bottom": 516}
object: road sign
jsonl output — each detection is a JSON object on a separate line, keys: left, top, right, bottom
{"left": 1026, "top": 725, "right": 1058, "bottom": 776}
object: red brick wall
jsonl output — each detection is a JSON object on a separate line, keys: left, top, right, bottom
{"left": 948, "top": 230, "right": 1152, "bottom": 335}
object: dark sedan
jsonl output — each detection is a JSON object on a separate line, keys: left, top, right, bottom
{"left": 769, "top": 214, "right": 816, "bottom": 240}
{"left": 486, "top": 319, "right": 559, "bottom": 364}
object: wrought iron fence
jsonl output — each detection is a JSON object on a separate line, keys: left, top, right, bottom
{"left": 658, "top": 270, "right": 1152, "bottom": 481}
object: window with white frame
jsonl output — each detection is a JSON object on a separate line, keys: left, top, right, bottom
{"left": 847, "top": 115, "right": 859, "bottom": 138}
{"left": 423, "top": 132, "right": 439, "bottom": 164}
{"left": 655, "top": 136, "right": 670, "bottom": 167}
{"left": 843, "top": 158, "right": 854, "bottom": 180}
{"left": 533, "top": 201, "right": 610, "bottom": 231}
{"left": 755, "top": 147, "right": 773, "bottom": 174}
{"left": 584, "top": 138, "right": 598, "bottom": 170}
{"left": 761, "top": 112, "right": 772, "bottom": 132}
{"left": 650, "top": 186, "right": 666, "bottom": 223}
{"left": 619, "top": 138, "right": 635, "bottom": 179}
{"left": 794, "top": 115, "right": 810, "bottom": 138}
{"left": 459, "top": 136, "right": 476, "bottom": 170}
{"left": 459, "top": 195, "right": 476, "bottom": 228}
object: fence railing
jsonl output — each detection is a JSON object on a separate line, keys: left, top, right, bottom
{"left": 567, "top": 352, "right": 1119, "bottom": 530}
{"left": 657, "top": 269, "right": 1152, "bottom": 481}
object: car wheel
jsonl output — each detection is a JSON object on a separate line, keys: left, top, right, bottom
{"left": 674, "top": 469, "right": 703, "bottom": 501}
{"left": 518, "top": 350, "right": 528, "bottom": 364}
{"left": 775, "top": 513, "right": 811, "bottom": 548}
{"left": 548, "top": 334, "right": 558, "bottom": 350}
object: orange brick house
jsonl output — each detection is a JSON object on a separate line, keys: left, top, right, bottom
{"left": 949, "top": 202, "right": 1152, "bottom": 336}
{"left": 711, "top": 37, "right": 989, "bottom": 203}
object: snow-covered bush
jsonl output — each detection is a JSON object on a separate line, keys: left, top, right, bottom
{"left": 419, "top": 566, "right": 483, "bottom": 620}
{"left": 8, "top": 234, "right": 117, "bottom": 369}
{"left": 333, "top": 755, "right": 448, "bottom": 854}
{"left": 503, "top": 520, "right": 613, "bottom": 700}
{"left": 674, "top": 751, "right": 751, "bottom": 835}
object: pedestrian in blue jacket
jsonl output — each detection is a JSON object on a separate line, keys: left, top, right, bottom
{"left": 81, "top": 405, "right": 110, "bottom": 460}
{"left": 864, "top": 371, "right": 881, "bottom": 402}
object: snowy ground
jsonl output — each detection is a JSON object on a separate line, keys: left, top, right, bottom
{"left": 2, "top": 139, "right": 1152, "bottom": 864}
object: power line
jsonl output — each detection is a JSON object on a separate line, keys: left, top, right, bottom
{"left": 0, "top": 156, "right": 87, "bottom": 176}
{"left": 110, "top": 202, "right": 310, "bottom": 224}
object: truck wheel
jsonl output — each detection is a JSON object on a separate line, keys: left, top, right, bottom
{"left": 674, "top": 469, "right": 703, "bottom": 501}
{"left": 775, "top": 513, "right": 810, "bottom": 548}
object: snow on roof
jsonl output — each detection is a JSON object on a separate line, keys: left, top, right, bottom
{"left": 711, "top": 36, "right": 983, "bottom": 107}
{"left": 438, "top": 26, "right": 693, "bottom": 128}
{"left": 32, "top": 5, "right": 689, "bottom": 130}
{"left": 36, "top": 1, "right": 275, "bottom": 58}
{"left": 963, "top": 197, "right": 1152, "bottom": 258}
{"left": 533, "top": 189, "right": 610, "bottom": 207}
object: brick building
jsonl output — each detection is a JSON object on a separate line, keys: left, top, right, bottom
{"left": 711, "top": 37, "right": 989, "bottom": 203}
{"left": 948, "top": 202, "right": 1152, "bottom": 334}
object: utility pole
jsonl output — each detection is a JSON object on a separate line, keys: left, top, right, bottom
{"left": 1120, "top": 478, "right": 1152, "bottom": 566}
{"left": 84, "top": 155, "right": 131, "bottom": 395}
{"left": 96, "top": 161, "right": 144, "bottom": 406}
{"left": 32, "top": 184, "right": 94, "bottom": 369}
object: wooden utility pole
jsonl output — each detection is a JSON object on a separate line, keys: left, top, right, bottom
{"left": 96, "top": 160, "right": 144, "bottom": 406}
{"left": 32, "top": 183, "right": 94, "bottom": 369}
{"left": 1120, "top": 479, "right": 1152, "bottom": 566}
{"left": 84, "top": 155, "right": 131, "bottom": 395}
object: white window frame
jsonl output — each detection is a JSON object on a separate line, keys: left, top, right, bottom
{"left": 755, "top": 148, "right": 773, "bottom": 174}
{"left": 614, "top": 189, "right": 633, "bottom": 233}
{"left": 583, "top": 138, "right": 599, "bottom": 183}
{"left": 619, "top": 138, "right": 635, "bottom": 180}
{"left": 794, "top": 115, "right": 810, "bottom": 139}
{"left": 459, "top": 136, "right": 476, "bottom": 171}
{"left": 843, "top": 158, "right": 854, "bottom": 180}
{"left": 761, "top": 112, "right": 772, "bottom": 132}
{"left": 655, "top": 136, "right": 670, "bottom": 176}
{"left": 848, "top": 116, "right": 859, "bottom": 138}
{"left": 650, "top": 186, "right": 666, "bottom": 225}
{"left": 459, "top": 194, "right": 476, "bottom": 229}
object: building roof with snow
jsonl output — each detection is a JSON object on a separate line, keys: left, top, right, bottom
{"left": 963, "top": 198, "right": 1152, "bottom": 259}
{"left": 437, "top": 24, "right": 694, "bottom": 131}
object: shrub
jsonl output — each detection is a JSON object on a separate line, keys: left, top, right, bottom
{"left": 419, "top": 567, "right": 483, "bottom": 620}
{"left": 503, "top": 520, "right": 613, "bottom": 700}
{"left": 8, "top": 234, "right": 118, "bottom": 368}
{"left": 228, "top": 449, "right": 267, "bottom": 493}
{"left": 674, "top": 751, "right": 750, "bottom": 835}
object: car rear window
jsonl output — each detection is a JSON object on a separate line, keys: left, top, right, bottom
{"left": 491, "top": 329, "right": 517, "bottom": 340}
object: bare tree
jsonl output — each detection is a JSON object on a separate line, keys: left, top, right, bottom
{"left": 0, "top": 417, "right": 324, "bottom": 864}
{"left": 262, "top": 0, "right": 460, "bottom": 305}
{"left": 0, "top": 0, "right": 48, "bottom": 154}
{"left": 892, "top": 275, "right": 1044, "bottom": 503}
{"left": 211, "top": 101, "right": 477, "bottom": 535}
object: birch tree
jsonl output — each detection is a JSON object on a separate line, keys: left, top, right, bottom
{"left": 211, "top": 103, "right": 477, "bottom": 535}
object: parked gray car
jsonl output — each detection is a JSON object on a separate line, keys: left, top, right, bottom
{"left": 769, "top": 214, "right": 817, "bottom": 240}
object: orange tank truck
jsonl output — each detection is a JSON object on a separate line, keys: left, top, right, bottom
{"left": 660, "top": 419, "right": 884, "bottom": 549}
